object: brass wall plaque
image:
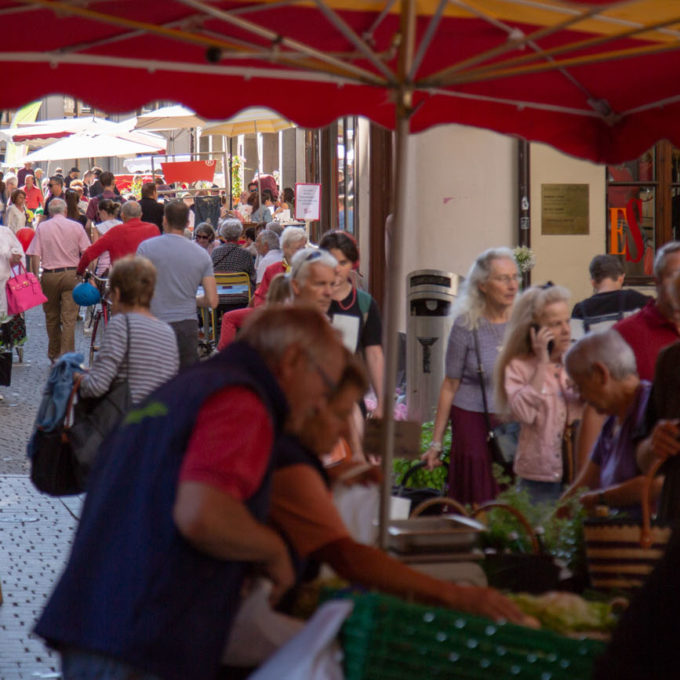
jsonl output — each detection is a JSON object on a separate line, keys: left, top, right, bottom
{"left": 541, "top": 183, "right": 590, "bottom": 235}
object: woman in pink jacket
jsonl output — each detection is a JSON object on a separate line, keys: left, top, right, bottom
{"left": 494, "top": 283, "right": 582, "bottom": 505}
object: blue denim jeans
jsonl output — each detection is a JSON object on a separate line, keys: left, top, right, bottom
{"left": 61, "top": 649, "right": 164, "bottom": 680}
{"left": 517, "top": 478, "right": 563, "bottom": 505}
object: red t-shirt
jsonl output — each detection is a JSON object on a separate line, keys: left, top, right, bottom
{"left": 614, "top": 300, "right": 680, "bottom": 381}
{"left": 77, "top": 219, "right": 160, "bottom": 274}
{"left": 253, "top": 260, "right": 285, "bottom": 307}
{"left": 217, "top": 307, "right": 253, "bottom": 351}
{"left": 179, "top": 386, "right": 273, "bottom": 500}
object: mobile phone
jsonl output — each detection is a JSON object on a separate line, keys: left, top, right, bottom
{"left": 530, "top": 323, "right": 554, "bottom": 354}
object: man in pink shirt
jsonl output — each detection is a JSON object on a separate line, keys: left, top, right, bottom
{"left": 77, "top": 201, "right": 160, "bottom": 275}
{"left": 26, "top": 198, "right": 91, "bottom": 361}
{"left": 21, "top": 174, "right": 44, "bottom": 211}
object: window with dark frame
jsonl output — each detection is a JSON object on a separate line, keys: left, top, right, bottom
{"left": 606, "top": 141, "right": 676, "bottom": 284}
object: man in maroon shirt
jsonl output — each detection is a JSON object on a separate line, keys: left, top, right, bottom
{"left": 77, "top": 201, "right": 159, "bottom": 275}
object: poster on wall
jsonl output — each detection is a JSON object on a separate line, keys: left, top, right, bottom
{"left": 541, "top": 184, "right": 589, "bottom": 235}
{"left": 295, "top": 183, "right": 321, "bottom": 221}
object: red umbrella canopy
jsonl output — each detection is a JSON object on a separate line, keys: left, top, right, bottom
{"left": 3, "top": 0, "right": 680, "bottom": 162}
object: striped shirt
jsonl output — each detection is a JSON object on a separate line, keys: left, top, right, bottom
{"left": 80, "top": 312, "right": 179, "bottom": 404}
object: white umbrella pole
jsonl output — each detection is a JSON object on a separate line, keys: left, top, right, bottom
{"left": 378, "top": 107, "right": 410, "bottom": 550}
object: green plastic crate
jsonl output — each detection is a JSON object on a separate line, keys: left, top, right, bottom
{"left": 330, "top": 591, "right": 605, "bottom": 680}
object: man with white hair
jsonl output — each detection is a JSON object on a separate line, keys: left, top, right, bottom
{"left": 77, "top": 200, "right": 160, "bottom": 275}
{"left": 254, "top": 229, "right": 282, "bottom": 284}
{"left": 289, "top": 247, "right": 337, "bottom": 316}
{"left": 561, "top": 329, "right": 660, "bottom": 514}
{"left": 26, "top": 198, "right": 90, "bottom": 361}
{"left": 253, "top": 225, "right": 307, "bottom": 306}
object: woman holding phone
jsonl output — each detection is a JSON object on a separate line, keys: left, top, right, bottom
{"left": 494, "top": 283, "right": 582, "bottom": 504}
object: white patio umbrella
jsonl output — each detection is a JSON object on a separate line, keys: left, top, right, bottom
{"left": 200, "top": 107, "right": 294, "bottom": 137}
{"left": 20, "top": 130, "right": 166, "bottom": 163}
{"left": 134, "top": 104, "right": 206, "bottom": 131}
{"left": 201, "top": 107, "right": 295, "bottom": 205}
{"left": 0, "top": 116, "right": 119, "bottom": 147}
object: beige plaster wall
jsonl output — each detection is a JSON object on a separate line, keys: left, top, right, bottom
{"left": 395, "top": 124, "right": 518, "bottom": 330}
{"left": 529, "top": 143, "right": 607, "bottom": 305}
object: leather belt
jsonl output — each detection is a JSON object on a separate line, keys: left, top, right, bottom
{"left": 42, "top": 267, "right": 77, "bottom": 273}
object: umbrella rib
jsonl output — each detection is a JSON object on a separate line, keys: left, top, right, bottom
{"left": 177, "top": 0, "right": 387, "bottom": 86}
{"left": 313, "top": 0, "right": 395, "bottom": 82}
{"left": 0, "top": 51, "right": 361, "bottom": 85}
{"left": 441, "top": 39, "right": 680, "bottom": 89}
{"left": 428, "top": 86, "right": 601, "bottom": 118}
{"left": 426, "top": 0, "right": 623, "bottom": 82}
{"left": 14, "top": 0, "right": 255, "bottom": 54}
{"left": 408, "top": 0, "right": 447, "bottom": 82}
{"left": 363, "top": 0, "right": 399, "bottom": 44}
{"left": 433, "top": 11, "right": 680, "bottom": 86}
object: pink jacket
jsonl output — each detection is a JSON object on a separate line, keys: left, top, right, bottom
{"left": 505, "top": 355, "right": 582, "bottom": 483}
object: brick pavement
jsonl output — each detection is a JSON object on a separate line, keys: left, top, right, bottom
{"left": 0, "top": 306, "right": 90, "bottom": 679}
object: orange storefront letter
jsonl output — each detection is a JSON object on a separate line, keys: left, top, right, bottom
{"left": 609, "top": 207, "right": 627, "bottom": 255}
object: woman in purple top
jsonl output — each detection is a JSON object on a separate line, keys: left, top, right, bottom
{"left": 422, "top": 247, "right": 520, "bottom": 504}
{"left": 561, "top": 329, "right": 662, "bottom": 516}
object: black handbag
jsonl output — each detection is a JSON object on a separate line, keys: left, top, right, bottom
{"left": 472, "top": 328, "right": 518, "bottom": 479}
{"left": 0, "top": 351, "right": 11, "bottom": 386}
{"left": 29, "top": 316, "right": 132, "bottom": 495}
{"left": 392, "top": 459, "right": 450, "bottom": 516}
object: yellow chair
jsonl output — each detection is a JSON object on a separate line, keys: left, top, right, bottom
{"left": 214, "top": 272, "right": 252, "bottom": 306}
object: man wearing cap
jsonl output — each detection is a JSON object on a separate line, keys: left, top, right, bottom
{"left": 26, "top": 198, "right": 90, "bottom": 361}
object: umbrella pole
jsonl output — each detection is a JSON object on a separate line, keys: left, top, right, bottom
{"left": 228, "top": 137, "right": 233, "bottom": 210}
{"left": 378, "top": 103, "right": 411, "bottom": 550}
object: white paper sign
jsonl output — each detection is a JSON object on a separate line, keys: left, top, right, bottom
{"left": 295, "top": 183, "right": 321, "bottom": 221}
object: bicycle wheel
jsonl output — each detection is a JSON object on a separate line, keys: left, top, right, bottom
{"left": 89, "top": 310, "right": 104, "bottom": 365}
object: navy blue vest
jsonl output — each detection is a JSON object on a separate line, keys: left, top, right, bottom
{"left": 35, "top": 342, "right": 288, "bottom": 680}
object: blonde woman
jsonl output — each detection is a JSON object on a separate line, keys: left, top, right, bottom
{"left": 422, "top": 247, "right": 520, "bottom": 504}
{"left": 494, "top": 283, "right": 582, "bottom": 504}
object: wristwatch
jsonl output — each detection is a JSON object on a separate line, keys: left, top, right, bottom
{"left": 430, "top": 440, "right": 443, "bottom": 453}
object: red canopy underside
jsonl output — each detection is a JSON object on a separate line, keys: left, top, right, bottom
{"left": 2, "top": 0, "right": 680, "bottom": 163}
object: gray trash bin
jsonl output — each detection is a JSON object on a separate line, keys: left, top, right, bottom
{"left": 406, "top": 270, "right": 460, "bottom": 423}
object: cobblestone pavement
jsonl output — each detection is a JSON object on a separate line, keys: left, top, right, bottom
{"left": 1, "top": 306, "right": 90, "bottom": 679}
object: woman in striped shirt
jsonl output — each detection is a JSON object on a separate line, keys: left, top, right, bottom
{"left": 80, "top": 255, "right": 179, "bottom": 404}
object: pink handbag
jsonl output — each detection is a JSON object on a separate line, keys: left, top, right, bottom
{"left": 6, "top": 263, "right": 48, "bottom": 315}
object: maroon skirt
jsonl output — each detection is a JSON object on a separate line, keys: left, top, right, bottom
{"left": 447, "top": 405, "right": 500, "bottom": 505}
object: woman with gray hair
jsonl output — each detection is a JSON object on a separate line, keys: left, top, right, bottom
{"left": 494, "top": 283, "right": 582, "bottom": 504}
{"left": 422, "top": 247, "right": 520, "bottom": 504}
{"left": 194, "top": 222, "right": 217, "bottom": 255}
{"left": 211, "top": 218, "right": 255, "bottom": 284}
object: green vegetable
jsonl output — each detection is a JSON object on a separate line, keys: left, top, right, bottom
{"left": 509, "top": 592, "right": 619, "bottom": 635}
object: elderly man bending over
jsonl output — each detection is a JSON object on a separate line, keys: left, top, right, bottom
{"left": 35, "top": 307, "right": 346, "bottom": 680}
{"left": 560, "top": 329, "right": 662, "bottom": 515}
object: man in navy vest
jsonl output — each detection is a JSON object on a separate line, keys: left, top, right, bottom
{"left": 35, "top": 307, "right": 346, "bottom": 680}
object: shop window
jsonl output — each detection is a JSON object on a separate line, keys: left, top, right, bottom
{"left": 606, "top": 142, "right": 675, "bottom": 284}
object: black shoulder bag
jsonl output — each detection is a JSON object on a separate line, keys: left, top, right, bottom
{"left": 472, "top": 328, "right": 518, "bottom": 480}
{"left": 30, "top": 316, "right": 133, "bottom": 495}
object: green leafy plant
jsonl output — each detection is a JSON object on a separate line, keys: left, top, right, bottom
{"left": 392, "top": 421, "right": 449, "bottom": 490}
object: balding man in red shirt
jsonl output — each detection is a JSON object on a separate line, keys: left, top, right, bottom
{"left": 77, "top": 201, "right": 159, "bottom": 275}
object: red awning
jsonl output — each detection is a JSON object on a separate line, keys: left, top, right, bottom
{"left": 1, "top": 1, "right": 680, "bottom": 163}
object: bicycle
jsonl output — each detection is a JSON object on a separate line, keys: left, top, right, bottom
{"left": 83, "top": 271, "right": 111, "bottom": 366}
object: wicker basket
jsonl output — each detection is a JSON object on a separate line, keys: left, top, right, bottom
{"left": 332, "top": 591, "right": 605, "bottom": 680}
{"left": 584, "top": 458, "right": 671, "bottom": 590}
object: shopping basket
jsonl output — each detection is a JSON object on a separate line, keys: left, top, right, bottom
{"left": 331, "top": 591, "right": 605, "bottom": 680}
{"left": 584, "top": 458, "right": 671, "bottom": 590}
